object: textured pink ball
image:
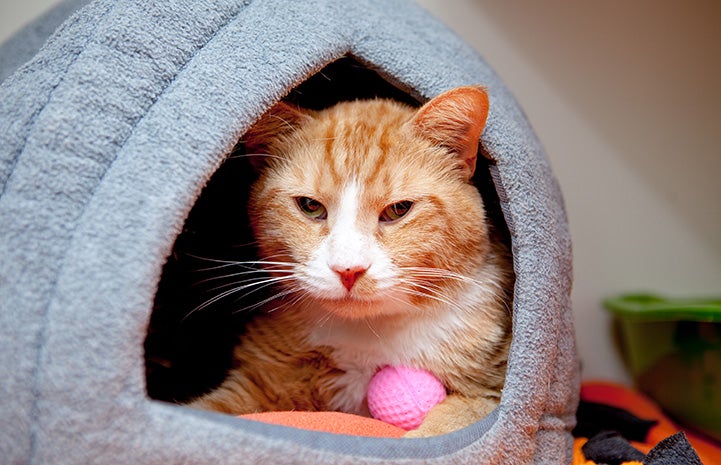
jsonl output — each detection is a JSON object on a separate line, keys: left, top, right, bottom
{"left": 366, "top": 365, "right": 447, "bottom": 431}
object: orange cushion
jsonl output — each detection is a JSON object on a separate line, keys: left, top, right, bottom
{"left": 240, "top": 411, "right": 405, "bottom": 438}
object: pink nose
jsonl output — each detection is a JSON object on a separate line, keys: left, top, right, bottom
{"left": 333, "top": 266, "right": 368, "bottom": 291}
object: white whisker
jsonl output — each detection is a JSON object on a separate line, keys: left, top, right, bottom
{"left": 193, "top": 267, "right": 294, "bottom": 286}
{"left": 316, "top": 311, "right": 335, "bottom": 328}
{"left": 237, "top": 286, "right": 302, "bottom": 314}
{"left": 185, "top": 258, "right": 298, "bottom": 316}
{"left": 394, "top": 282, "right": 466, "bottom": 314}
{"left": 265, "top": 290, "right": 313, "bottom": 314}
{"left": 364, "top": 318, "right": 382, "bottom": 340}
{"left": 227, "top": 152, "right": 284, "bottom": 162}
{"left": 195, "top": 260, "right": 295, "bottom": 273}
{"left": 200, "top": 274, "right": 295, "bottom": 295}
{"left": 400, "top": 265, "right": 496, "bottom": 291}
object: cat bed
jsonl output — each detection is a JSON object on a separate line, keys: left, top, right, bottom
{"left": 0, "top": 0, "right": 578, "bottom": 463}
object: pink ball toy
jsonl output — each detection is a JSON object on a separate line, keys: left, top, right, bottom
{"left": 366, "top": 365, "right": 447, "bottom": 431}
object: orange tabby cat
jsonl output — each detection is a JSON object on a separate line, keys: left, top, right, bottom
{"left": 188, "top": 86, "right": 513, "bottom": 437}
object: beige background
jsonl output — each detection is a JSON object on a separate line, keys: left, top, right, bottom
{"left": 2, "top": 0, "right": 720, "bottom": 384}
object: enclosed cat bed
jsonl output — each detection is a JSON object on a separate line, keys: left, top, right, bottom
{"left": 0, "top": 0, "right": 578, "bottom": 463}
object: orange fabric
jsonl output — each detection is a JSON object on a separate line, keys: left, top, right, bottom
{"left": 240, "top": 411, "right": 406, "bottom": 438}
{"left": 581, "top": 381, "right": 721, "bottom": 465}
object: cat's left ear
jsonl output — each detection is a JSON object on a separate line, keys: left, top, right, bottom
{"left": 242, "top": 101, "right": 312, "bottom": 170}
{"left": 410, "top": 86, "right": 489, "bottom": 181}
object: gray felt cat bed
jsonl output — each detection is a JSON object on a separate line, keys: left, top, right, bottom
{"left": 0, "top": 0, "right": 578, "bottom": 463}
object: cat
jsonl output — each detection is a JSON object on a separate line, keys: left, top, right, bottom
{"left": 187, "top": 86, "right": 514, "bottom": 437}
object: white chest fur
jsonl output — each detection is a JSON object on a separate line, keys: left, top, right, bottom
{"left": 305, "top": 298, "right": 474, "bottom": 414}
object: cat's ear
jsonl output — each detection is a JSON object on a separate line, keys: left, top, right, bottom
{"left": 411, "top": 86, "right": 489, "bottom": 181}
{"left": 242, "top": 101, "right": 311, "bottom": 170}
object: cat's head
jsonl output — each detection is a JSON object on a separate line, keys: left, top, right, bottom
{"left": 244, "top": 86, "right": 493, "bottom": 320}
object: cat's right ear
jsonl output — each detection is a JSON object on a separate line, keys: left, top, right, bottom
{"left": 410, "top": 86, "right": 489, "bottom": 182}
{"left": 242, "top": 101, "right": 310, "bottom": 170}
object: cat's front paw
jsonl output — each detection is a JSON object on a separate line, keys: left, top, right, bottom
{"left": 401, "top": 393, "right": 499, "bottom": 438}
{"left": 402, "top": 424, "right": 446, "bottom": 438}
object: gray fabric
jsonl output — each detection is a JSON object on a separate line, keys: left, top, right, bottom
{"left": 0, "top": 0, "right": 579, "bottom": 463}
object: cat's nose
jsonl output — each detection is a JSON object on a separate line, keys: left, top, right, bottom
{"left": 333, "top": 266, "right": 368, "bottom": 291}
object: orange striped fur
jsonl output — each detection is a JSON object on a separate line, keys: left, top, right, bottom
{"left": 188, "top": 87, "right": 514, "bottom": 437}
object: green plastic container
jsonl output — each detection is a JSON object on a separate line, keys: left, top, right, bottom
{"left": 604, "top": 294, "right": 721, "bottom": 442}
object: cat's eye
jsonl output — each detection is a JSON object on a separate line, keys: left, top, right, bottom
{"left": 380, "top": 201, "right": 414, "bottom": 222}
{"left": 295, "top": 196, "right": 327, "bottom": 220}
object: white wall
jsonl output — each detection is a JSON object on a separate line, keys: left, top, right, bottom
{"left": 0, "top": 0, "right": 59, "bottom": 44}
{"left": 2, "top": 1, "right": 720, "bottom": 384}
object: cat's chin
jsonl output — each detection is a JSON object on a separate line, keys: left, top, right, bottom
{"left": 312, "top": 294, "right": 417, "bottom": 321}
